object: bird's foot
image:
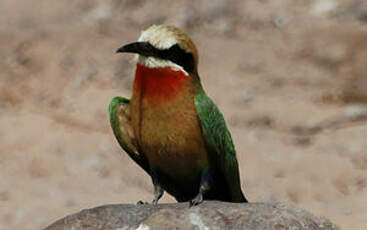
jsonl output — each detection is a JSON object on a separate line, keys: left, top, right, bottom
{"left": 152, "top": 197, "right": 159, "bottom": 206}
{"left": 189, "top": 181, "right": 209, "bottom": 207}
{"left": 189, "top": 193, "right": 203, "bottom": 207}
{"left": 136, "top": 200, "right": 149, "bottom": 205}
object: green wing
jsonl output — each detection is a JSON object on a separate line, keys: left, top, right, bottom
{"left": 109, "top": 96, "right": 149, "bottom": 174}
{"left": 194, "top": 93, "right": 247, "bottom": 202}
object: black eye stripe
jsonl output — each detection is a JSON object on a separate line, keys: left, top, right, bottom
{"left": 156, "top": 44, "right": 195, "bottom": 73}
{"left": 146, "top": 43, "right": 195, "bottom": 73}
{"left": 117, "top": 41, "right": 195, "bottom": 73}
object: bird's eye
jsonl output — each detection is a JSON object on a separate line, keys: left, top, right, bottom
{"left": 163, "top": 44, "right": 195, "bottom": 73}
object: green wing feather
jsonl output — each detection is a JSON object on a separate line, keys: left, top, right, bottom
{"left": 194, "top": 93, "right": 247, "bottom": 202}
{"left": 109, "top": 96, "right": 149, "bottom": 174}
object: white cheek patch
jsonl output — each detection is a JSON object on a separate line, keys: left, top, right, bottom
{"left": 138, "top": 56, "right": 189, "bottom": 76}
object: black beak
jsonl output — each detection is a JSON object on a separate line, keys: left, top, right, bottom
{"left": 116, "top": 42, "right": 156, "bottom": 57}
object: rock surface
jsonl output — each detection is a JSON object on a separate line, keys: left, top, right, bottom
{"left": 45, "top": 201, "right": 339, "bottom": 230}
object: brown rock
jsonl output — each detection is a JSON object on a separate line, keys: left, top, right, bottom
{"left": 44, "top": 201, "right": 339, "bottom": 230}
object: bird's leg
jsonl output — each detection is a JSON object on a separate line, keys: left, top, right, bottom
{"left": 190, "top": 170, "right": 213, "bottom": 206}
{"left": 189, "top": 180, "right": 210, "bottom": 207}
{"left": 137, "top": 181, "right": 164, "bottom": 206}
{"left": 151, "top": 177, "right": 164, "bottom": 205}
{"left": 152, "top": 184, "right": 164, "bottom": 205}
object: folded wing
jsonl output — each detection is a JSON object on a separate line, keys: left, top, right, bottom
{"left": 194, "top": 93, "right": 247, "bottom": 202}
{"left": 109, "top": 96, "right": 149, "bottom": 174}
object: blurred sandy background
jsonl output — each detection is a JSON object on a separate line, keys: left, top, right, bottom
{"left": 1, "top": 0, "right": 367, "bottom": 229}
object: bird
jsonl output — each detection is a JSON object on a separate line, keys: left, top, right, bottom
{"left": 109, "top": 25, "right": 247, "bottom": 206}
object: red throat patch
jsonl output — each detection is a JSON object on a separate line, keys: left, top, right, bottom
{"left": 133, "top": 63, "right": 188, "bottom": 104}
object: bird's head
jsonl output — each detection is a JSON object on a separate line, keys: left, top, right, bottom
{"left": 116, "top": 25, "right": 199, "bottom": 75}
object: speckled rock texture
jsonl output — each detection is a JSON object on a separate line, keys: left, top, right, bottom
{"left": 44, "top": 201, "right": 339, "bottom": 230}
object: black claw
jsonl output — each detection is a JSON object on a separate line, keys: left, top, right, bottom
{"left": 136, "top": 200, "right": 149, "bottom": 205}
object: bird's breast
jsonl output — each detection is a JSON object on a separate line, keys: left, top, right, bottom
{"left": 130, "top": 64, "right": 208, "bottom": 179}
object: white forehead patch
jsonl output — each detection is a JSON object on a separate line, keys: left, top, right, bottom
{"left": 138, "top": 26, "right": 177, "bottom": 50}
